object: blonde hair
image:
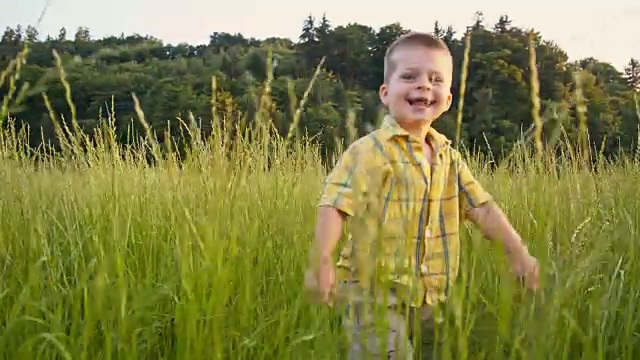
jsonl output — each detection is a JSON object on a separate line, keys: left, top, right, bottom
{"left": 383, "top": 31, "right": 451, "bottom": 83}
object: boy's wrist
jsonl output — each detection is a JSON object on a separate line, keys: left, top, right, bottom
{"left": 504, "top": 239, "right": 528, "bottom": 258}
{"left": 308, "top": 246, "right": 333, "bottom": 266}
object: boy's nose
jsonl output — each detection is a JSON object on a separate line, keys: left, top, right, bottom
{"left": 416, "top": 77, "right": 432, "bottom": 90}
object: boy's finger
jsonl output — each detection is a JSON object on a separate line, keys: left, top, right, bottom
{"left": 527, "top": 262, "right": 540, "bottom": 289}
{"left": 322, "top": 290, "right": 334, "bottom": 306}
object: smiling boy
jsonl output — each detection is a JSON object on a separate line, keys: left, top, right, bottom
{"left": 305, "top": 31, "right": 539, "bottom": 359}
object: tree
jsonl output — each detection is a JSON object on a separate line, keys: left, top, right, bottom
{"left": 494, "top": 15, "right": 512, "bottom": 34}
{"left": 74, "top": 26, "right": 91, "bottom": 42}
{"left": 25, "top": 25, "right": 39, "bottom": 42}
{"left": 433, "top": 21, "right": 445, "bottom": 38}
{"left": 299, "top": 15, "right": 316, "bottom": 44}
{"left": 57, "top": 27, "right": 67, "bottom": 41}
{"left": 624, "top": 58, "right": 640, "bottom": 91}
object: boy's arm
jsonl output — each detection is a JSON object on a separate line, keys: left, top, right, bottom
{"left": 310, "top": 144, "right": 365, "bottom": 266}
{"left": 309, "top": 206, "right": 346, "bottom": 268}
{"left": 467, "top": 200, "right": 539, "bottom": 289}
{"left": 456, "top": 156, "right": 529, "bottom": 258}
{"left": 466, "top": 201, "right": 528, "bottom": 257}
{"left": 456, "top": 156, "right": 538, "bottom": 288}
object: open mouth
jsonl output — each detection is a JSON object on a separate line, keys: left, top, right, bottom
{"left": 407, "top": 97, "right": 436, "bottom": 107}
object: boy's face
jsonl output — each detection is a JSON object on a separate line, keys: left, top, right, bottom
{"left": 379, "top": 46, "right": 453, "bottom": 128}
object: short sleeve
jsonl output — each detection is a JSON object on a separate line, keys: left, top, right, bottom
{"left": 457, "top": 155, "right": 493, "bottom": 218}
{"left": 318, "top": 141, "right": 381, "bottom": 217}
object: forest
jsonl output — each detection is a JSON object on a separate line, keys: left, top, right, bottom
{"left": 1, "top": 12, "right": 639, "bottom": 160}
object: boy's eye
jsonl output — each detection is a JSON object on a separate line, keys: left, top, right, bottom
{"left": 400, "top": 72, "right": 444, "bottom": 83}
{"left": 430, "top": 75, "right": 443, "bottom": 83}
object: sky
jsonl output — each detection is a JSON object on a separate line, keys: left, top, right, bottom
{"left": 2, "top": 0, "right": 639, "bottom": 71}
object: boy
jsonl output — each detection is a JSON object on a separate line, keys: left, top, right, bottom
{"left": 304, "top": 32, "right": 539, "bottom": 359}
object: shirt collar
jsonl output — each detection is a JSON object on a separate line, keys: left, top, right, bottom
{"left": 378, "top": 115, "right": 451, "bottom": 152}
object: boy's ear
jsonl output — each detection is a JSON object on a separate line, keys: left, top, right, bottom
{"left": 379, "top": 84, "right": 389, "bottom": 106}
{"left": 445, "top": 92, "right": 453, "bottom": 111}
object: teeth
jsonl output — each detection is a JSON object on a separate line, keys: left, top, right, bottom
{"left": 408, "top": 98, "right": 433, "bottom": 106}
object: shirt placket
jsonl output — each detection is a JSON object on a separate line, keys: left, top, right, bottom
{"left": 407, "top": 139, "right": 432, "bottom": 277}
{"left": 418, "top": 159, "right": 432, "bottom": 276}
{"left": 418, "top": 146, "right": 443, "bottom": 277}
{"left": 419, "top": 150, "right": 444, "bottom": 279}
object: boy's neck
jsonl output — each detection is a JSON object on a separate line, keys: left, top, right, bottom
{"left": 397, "top": 120, "right": 432, "bottom": 144}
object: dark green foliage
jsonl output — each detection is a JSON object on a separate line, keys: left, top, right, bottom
{"left": 1, "top": 16, "right": 638, "bottom": 162}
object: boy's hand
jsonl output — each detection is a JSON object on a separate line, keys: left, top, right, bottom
{"left": 508, "top": 245, "right": 540, "bottom": 290}
{"left": 304, "top": 256, "right": 336, "bottom": 305}
{"left": 467, "top": 202, "right": 540, "bottom": 291}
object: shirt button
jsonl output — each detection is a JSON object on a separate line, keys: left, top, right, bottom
{"left": 420, "top": 264, "right": 428, "bottom": 275}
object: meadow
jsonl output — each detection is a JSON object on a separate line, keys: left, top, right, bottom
{"left": 1, "top": 37, "right": 640, "bottom": 360}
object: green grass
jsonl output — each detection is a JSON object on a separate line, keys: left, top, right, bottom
{"left": 2, "top": 39, "right": 640, "bottom": 359}
{"left": 1, "top": 115, "right": 639, "bottom": 359}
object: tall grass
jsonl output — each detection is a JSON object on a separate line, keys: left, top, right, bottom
{"left": 1, "top": 34, "right": 640, "bottom": 360}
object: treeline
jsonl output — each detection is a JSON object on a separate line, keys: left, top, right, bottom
{"left": 1, "top": 12, "right": 639, "bottom": 161}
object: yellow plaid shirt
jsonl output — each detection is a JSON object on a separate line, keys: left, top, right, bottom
{"left": 318, "top": 115, "right": 493, "bottom": 307}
